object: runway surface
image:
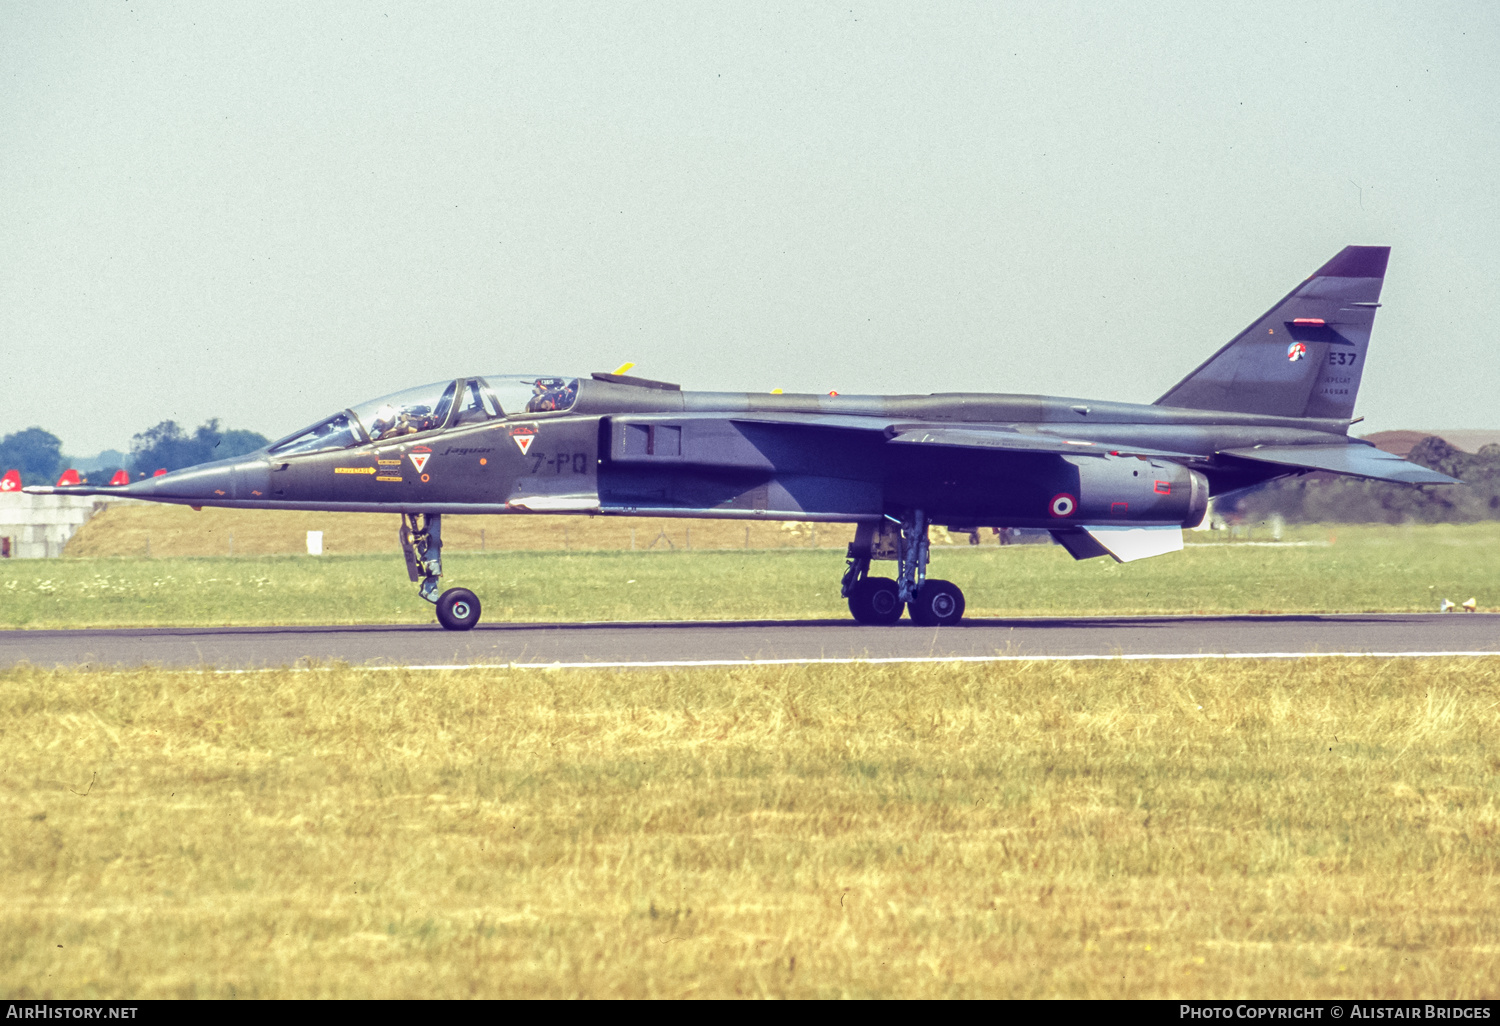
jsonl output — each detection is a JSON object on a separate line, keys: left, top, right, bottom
{"left": 0, "top": 613, "right": 1496, "bottom": 669}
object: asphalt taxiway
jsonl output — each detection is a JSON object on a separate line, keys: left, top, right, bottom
{"left": 0, "top": 613, "right": 1496, "bottom": 670}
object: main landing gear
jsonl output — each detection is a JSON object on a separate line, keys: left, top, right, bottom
{"left": 401, "top": 513, "right": 483, "bottom": 631}
{"left": 840, "top": 510, "right": 966, "bottom": 627}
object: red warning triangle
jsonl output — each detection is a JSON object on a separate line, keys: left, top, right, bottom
{"left": 409, "top": 452, "right": 430, "bottom": 473}
{"left": 513, "top": 434, "right": 534, "bottom": 455}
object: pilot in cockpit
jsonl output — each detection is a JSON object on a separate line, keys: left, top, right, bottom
{"left": 526, "top": 377, "right": 578, "bottom": 413}
{"left": 366, "top": 381, "right": 458, "bottom": 440}
{"left": 368, "top": 403, "right": 436, "bottom": 440}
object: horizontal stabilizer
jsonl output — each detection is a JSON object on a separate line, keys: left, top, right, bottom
{"left": 1051, "top": 525, "right": 1184, "bottom": 563}
{"left": 1217, "top": 444, "right": 1459, "bottom": 485}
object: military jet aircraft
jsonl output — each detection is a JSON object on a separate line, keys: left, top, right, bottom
{"left": 32, "top": 245, "right": 1456, "bottom": 629}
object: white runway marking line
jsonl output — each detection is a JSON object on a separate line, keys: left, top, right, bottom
{"left": 212, "top": 650, "right": 1500, "bottom": 673}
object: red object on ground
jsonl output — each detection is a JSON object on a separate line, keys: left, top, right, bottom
{"left": 110, "top": 469, "right": 131, "bottom": 486}
{"left": 56, "top": 469, "right": 81, "bottom": 486}
{"left": 153, "top": 468, "right": 167, "bottom": 477}
{"left": 0, "top": 470, "right": 20, "bottom": 492}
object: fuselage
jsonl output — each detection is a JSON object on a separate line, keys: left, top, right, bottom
{"left": 81, "top": 375, "right": 1348, "bottom": 532}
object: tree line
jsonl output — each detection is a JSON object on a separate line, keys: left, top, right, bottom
{"left": 0, "top": 421, "right": 270, "bottom": 487}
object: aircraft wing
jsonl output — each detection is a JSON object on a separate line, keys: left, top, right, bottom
{"left": 1217, "top": 444, "right": 1460, "bottom": 485}
{"left": 884, "top": 425, "right": 1205, "bottom": 462}
{"left": 725, "top": 412, "right": 901, "bottom": 432}
{"left": 726, "top": 413, "right": 1208, "bottom": 461}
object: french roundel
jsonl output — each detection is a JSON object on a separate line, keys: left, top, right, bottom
{"left": 1049, "top": 493, "right": 1077, "bottom": 518}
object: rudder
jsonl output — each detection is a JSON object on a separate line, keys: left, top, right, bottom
{"left": 1155, "top": 245, "right": 1389, "bottom": 420}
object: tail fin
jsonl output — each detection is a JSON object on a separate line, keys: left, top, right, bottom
{"left": 0, "top": 470, "right": 19, "bottom": 492}
{"left": 1155, "top": 245, "right": 1389, "bottom": 420}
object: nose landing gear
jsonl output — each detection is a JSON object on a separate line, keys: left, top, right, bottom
{"left": 401, "top": 512, "right": 483, "bottom": 631}
{"left": 841, "top": 511, "right": 965, "bottom": 626}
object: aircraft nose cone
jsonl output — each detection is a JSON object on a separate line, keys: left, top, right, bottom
{"left": 125, "top": 457, "right": 269, "bottom": 503}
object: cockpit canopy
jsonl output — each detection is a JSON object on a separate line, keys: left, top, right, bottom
{"left": 268, "top": 375, "right": 581, "bottom": 457}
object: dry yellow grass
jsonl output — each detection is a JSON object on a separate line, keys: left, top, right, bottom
{"left": 3, "top": 658, "right": 1498, "bottom": 998}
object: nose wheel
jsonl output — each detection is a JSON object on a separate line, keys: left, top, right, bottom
{"left": 436, "top": 588, "right": 482, "bottom": 631}
{"left": 400, "top": 512, "right": 484, "bottom": 630}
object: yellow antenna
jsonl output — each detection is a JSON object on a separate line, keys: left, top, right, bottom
{"left": 770, "top": 388, "right": 784, "bottom": 394}
{"left": 611, "top": 362, "right": 636, "bottom": 376}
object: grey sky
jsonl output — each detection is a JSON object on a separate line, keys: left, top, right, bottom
{"left": 3, "top": 2, "right": 1497, "bottom": 456}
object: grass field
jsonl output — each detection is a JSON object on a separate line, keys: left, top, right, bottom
{"left": 2, "top": 522, "right": 1497, "bottom": 628}
{"left": 3, "top": 657, "right": 1497, "bottom": 998}
{"left": 61, "top": 503, "right": 863, "bottom": 558}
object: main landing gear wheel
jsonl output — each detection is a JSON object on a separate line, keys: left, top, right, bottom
{"left": 436, "top": 588, "right": 482, "bottom": 631}
{"left": 908, "top": 579, "right": 965, "bottom": 627}
{"left": 848, "top": 577, "right": 904, "bottom": 625}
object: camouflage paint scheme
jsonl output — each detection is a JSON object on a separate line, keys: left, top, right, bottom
{"left": 31, "top": 246, "right": 1456, "bottom": 626}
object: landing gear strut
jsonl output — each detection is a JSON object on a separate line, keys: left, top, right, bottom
{"left": 841, "top": 523, "right": 900, "bottom": 625}
{"left": 841, "top": 511, "right": 965, "bottom": 626}
{"left": 401, "top": 513, "right": 483, "bottom": 631}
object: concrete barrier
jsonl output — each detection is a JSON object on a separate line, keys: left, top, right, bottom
{"left": 0, "top": 493, "right": 108, "bottom": 559}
